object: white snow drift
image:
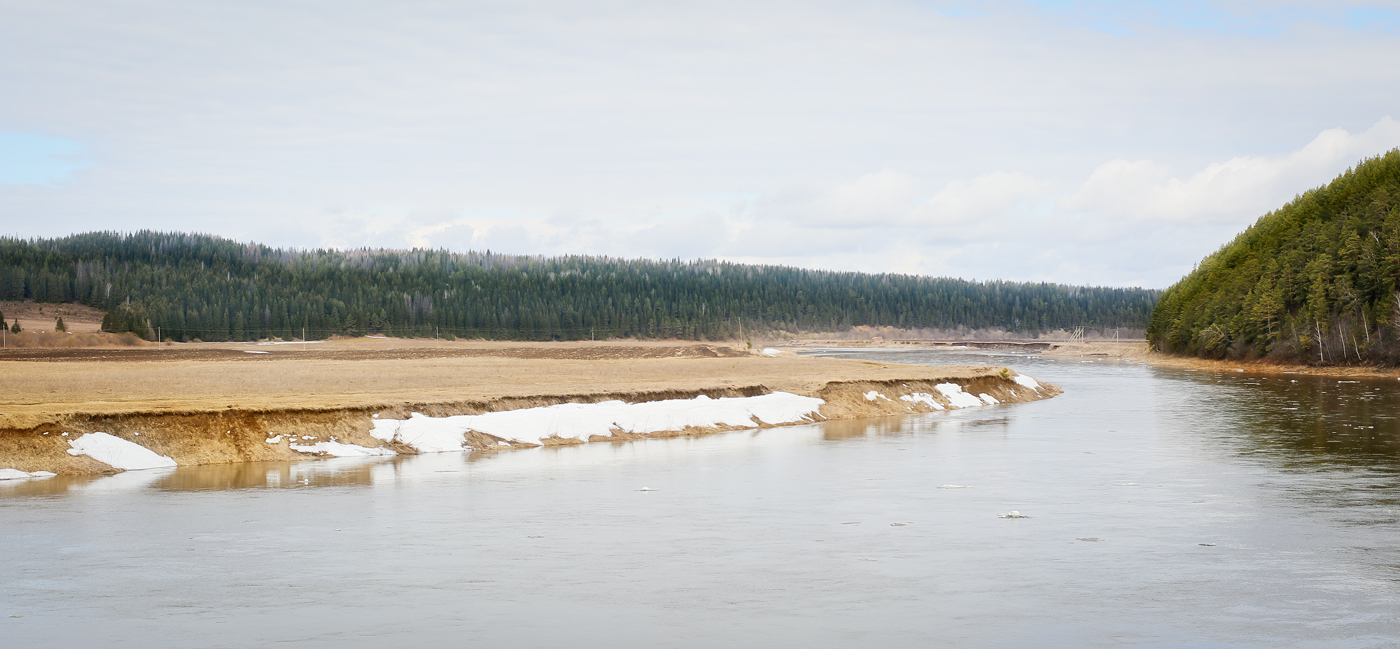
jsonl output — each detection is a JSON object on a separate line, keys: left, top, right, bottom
{"left": 899, "top": 393, "right": 944, "bottom": 410}
{"left": 935, "top": 383, "right": 986, "bottom": 409}
{"left": 371, "top": 392, "right": 826, "bottom": 453}
{"left": 66, "top": 432, "right": 178, "bottom": 470}
{"left": 1013, "top": 374, "right": 1042, "bottom": 392}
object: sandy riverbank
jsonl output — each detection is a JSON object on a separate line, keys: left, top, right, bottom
{"left": 1041, "top": 340, "right": 1400, "bottom": 379}
{"left": 0, "top": 338, "right": 1059, "bottom": 475}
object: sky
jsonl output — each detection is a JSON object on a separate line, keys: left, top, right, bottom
{"left": 2, "top": 0, "right": 1399, "bottom": 288}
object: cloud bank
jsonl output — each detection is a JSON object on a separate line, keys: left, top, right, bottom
{"left": 2, "top": 1, "right": 1399, "bottom": 287}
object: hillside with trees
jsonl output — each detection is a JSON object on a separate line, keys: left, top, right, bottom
{"left": 0, "top": 231, "right": 1158, "bottom": 342}
{"left": 1147, "top": 150, "right": 1400, "bottom": 365}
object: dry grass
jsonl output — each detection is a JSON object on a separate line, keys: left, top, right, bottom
{"left": 0, "top": 338, "right": 1060, "bottom": 474}
{"left": 0, "top": 339, "right": 1027, "bottom": 428}
{"left": 0, "top": 301, "right": 106, "bottom": 334}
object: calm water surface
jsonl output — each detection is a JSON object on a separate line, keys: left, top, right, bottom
{"left": 3, "top": 349, "right": 1399, "bottom": 647}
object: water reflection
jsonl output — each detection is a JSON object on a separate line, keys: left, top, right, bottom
{"left": 1164, "top": 370, "right": 1400, "bottom": 467}
{"left": 4, "top": 348, "right": 1400, "bottom": 648}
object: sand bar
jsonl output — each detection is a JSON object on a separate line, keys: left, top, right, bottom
{"left": 0, "top": 338, "right": 1059, "bottom": 474}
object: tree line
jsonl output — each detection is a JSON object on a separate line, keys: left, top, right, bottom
{"left": 1147, "top": 149, "right": 1400, "bottom": 365}
{"left": 0, "top": 231, "right": 1159, "bottom": 342}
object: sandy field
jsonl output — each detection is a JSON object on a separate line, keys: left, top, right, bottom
{"left": 0, "top": 338, "right": 1059, "bottom": 474}
{"left": 0, "top": 338, "right": 1039, "bottom": 426}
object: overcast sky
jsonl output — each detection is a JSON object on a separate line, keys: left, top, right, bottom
{"left": 3, "top": 0, "right": 1399, "bottom": 287}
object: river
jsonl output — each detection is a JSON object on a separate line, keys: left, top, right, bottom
{"left": 2, "top": 349, "right": 1398, "bottom": 647}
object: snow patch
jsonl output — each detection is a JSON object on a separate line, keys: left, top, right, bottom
{"left": 899, "top": 393, "right": 944, "bottom": 410}
{"left": 979, "top": 393, "right": 1000, "bottom": 405}
{"left": 0, "top": 468, "right": 56, "bottom": 480}
{"left": 66, "top": 432, "right": 178, "bottom": 470}
{"left": 760, "top": 348, "right": 781, "bottom": 357}
{"left": 863, "top": 391, "right": 891, "bottom": 401}
{"left": 935, "top": 383, "right": 985, "bottom": 409}
{"left": 372, "top": 392, "right": 825, "bottom": 452}
{"left": 290, "top": 441, "right": 396, "bottom": 457}
{"left": 265, "top": 435, "right": 284, "bottom": 444}
{"left": 1012, "top": 374, "right": 1042, "bottom": 391}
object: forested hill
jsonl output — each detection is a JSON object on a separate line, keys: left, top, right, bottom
{"left": 1147, "top": 149, "right": 1400, "bottom": 365}
{"left": 0, "top": 231, "right": 1158, "bottom": 342}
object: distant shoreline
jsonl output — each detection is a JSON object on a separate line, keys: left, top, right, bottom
{"left": 782, "top": 339, "right": 1400, "bottom": 379}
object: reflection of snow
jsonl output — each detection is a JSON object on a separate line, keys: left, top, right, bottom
{"left": 290, "top": 441, "right": 396, "bottom": 457}
{"left": 66, "top": 432, "right": 177, "bottom": 470}
{"left": 372, "top": 392, "right": 826, "bottom": 452}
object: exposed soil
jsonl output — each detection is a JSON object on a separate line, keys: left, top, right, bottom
{"left": 0, "top": 338, "right": 1060, "bottom": 474}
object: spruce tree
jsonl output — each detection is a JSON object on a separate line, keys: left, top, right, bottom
{"left": 9, "top": 319, "right": 19, "bottom": 334}
{"left": 55, "top": 316, "right": 66, "bottom": 332}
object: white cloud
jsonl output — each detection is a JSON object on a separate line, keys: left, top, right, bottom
{"left": 1067, "top": 116, "right": 1400, "bottom": 225}
{"left": 2, "top": 1, "right": 1400, "bottom": 288}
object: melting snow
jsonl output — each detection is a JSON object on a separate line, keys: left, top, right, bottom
{"left": 265, "top": 435, "right": 284, "bottom": 444}
{"left": 1013, "top": 374, "right": 1042, "bottom": 391}
{"left": 864, "top": 391, "right": 891, "bottom": 401}
{"left": 66, "top": 432, "right": 178, "bottom": 470}
{"left": 372, "top": 392, "right": 825, "bottom": 452}
{"left": 899, "top": 393, "right": 944, "bottom": 410}
{"left": 935, "top": 383, "right": 985, "bottom": 409}
{"left": 0, "top": 469, "right": 57, "bottom": 480}
{"left": 290, "top": 441, "right": 396, "bottom": 457}
{"left": 760, "top": 348, "right": 781, "bottom": 357}
{"left": 979, "top": 393, "right": 1000, "bottom": 405}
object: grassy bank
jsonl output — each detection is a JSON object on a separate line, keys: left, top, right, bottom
{"left": 0, "top": 339, "right": 1059, "bottom": 474}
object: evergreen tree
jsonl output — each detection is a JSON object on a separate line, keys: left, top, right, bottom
{"left": 9, "top": 319, "right": 18, "bottom": 334}
{"left": 1148, "top": 149, "right": 1400, "bottom": 365}
{"left": 55, "top": 316, "right": 66, "bottom": 332}
{"left": 2, "top": 230, "right": 1161, "bottom": 343}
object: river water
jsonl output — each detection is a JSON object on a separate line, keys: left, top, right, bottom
{"left": 2, "top": 349, "right": 1398, "bottom": 648}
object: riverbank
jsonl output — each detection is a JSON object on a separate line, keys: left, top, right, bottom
{"left": 1042, "top": 341, "right": 1400, "bottom": 379}
{"left": 0, "top": 339, "right": 1059, "bottom": 475}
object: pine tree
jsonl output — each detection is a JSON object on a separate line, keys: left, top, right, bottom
{"left": 55, "top": 316, "right": 66, "bottom": 332}
{"left": 9, "top": 319, "right": 19, "bottom": 334}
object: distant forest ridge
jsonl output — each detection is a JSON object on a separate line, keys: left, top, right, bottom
{"left": 1147, "top": 149, "right": 1400, "bottom": 365}
{"left": 0, "top": 231, "right": 1159, "bottom": 342}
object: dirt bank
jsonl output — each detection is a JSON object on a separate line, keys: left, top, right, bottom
{"left": 0, "top": 339, "right": 1059, "bottom": 474}
{"left": 1042, "top": 341, "right": 1400, "bottom": 379}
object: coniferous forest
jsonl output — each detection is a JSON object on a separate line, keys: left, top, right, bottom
{"left": 1147, "top": 150, "right": 1400, "bottom": 365}
{"left": 0, "top": 231, "right": 1158, "bottom": 342}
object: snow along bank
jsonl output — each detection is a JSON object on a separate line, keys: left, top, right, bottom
{"left": 66, "top": 432, "right": 178, "bottom": 470}
{"left": 0, "top": 468, "right": 57, "bottom": 480}
{"left": 371, "top": 392, "right": 827, "bottom": 453}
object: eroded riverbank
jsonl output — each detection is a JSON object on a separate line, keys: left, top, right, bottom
{"left": 0, "top": 340, "right": 1058, "bottom": 475}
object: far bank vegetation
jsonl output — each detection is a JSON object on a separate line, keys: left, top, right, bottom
{"left": 1, "top": 231, "right": 1158, "bottom": 343}
{"left": 1148, "top": 149, "right": 1400, "bottom": 366}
